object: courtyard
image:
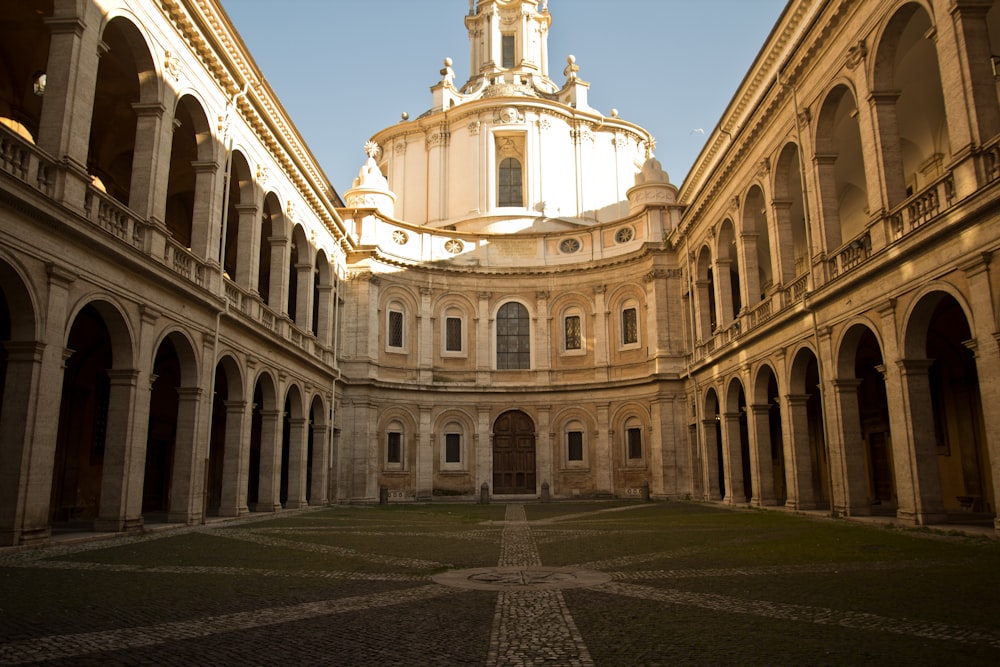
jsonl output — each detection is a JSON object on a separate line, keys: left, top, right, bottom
{"left": 0, "top": 501, "right": 998, "bottom": 666}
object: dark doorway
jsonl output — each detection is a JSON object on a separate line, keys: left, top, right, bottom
{"left": 493, "top": 410, "right": 536, "bottom": 494}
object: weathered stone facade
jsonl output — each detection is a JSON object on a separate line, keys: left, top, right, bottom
{"left": 1, "top": 0, "right": 998, "bottom": 547}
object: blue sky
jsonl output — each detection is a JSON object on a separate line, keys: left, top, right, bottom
{"left": 220, "top": 0, "right": 787, "bottom": 196}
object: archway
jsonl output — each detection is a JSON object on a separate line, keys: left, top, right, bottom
{"left": 52, "top": 304, "right": 116, "bottom": 524}
{"left": 788, "top": 347, "right": 830, "bottom": 509}
{"left": 816, "top": 85, "right": 869, "bottom": 250}
{"left": 493, "top": 410, "right": 536, "bottom": 494}
{"left": 702, "top": 389, "right": 723, "bottom": 500}
{"left": 905, "top": 292, "right": 993, "bottom": 519}
{"left": 753, "top": 365, "right": 787, "bottom": 505}
{"left": 724, "top": 379, "right": 752, "bottom": 503}
{"left": 142, "top": 337, "right": 180, "bottom": 519}
{"left": 836, "top": 325, "right": 895, "bottom": 515}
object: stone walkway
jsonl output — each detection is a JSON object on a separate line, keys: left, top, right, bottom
{"left": 486, "top": 504, "right": 593, "bottom": 666}
{"left": 1, "top": 503, "right": 999, "bottom": 665}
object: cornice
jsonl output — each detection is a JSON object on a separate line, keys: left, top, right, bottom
{"left": 676, "top": 0, "right": 858, "bottom": 239}
{"left": 158, "top": 0, "right": 351, "bottom": 249}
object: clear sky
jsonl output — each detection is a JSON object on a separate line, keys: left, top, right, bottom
{"left": 219, "top": 0, "right": 787, "bottom": 196}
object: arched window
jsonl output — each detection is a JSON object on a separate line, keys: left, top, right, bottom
{"left": 498, "top": 157, "right": 523, "bottom": 207}
{"left": 497, "top": 302, "right": 530, "bottom": 369}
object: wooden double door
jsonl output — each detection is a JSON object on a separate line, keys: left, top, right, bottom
{"left": 493, "top": 410, "right": 536, "bottom": 494}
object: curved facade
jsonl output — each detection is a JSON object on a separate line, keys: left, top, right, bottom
{"left": 1, "top": 0, "right": 999, "bottom": 547}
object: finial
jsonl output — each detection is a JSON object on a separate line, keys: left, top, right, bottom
{"left": 364, "top": 141, "right": 382, "bottom": 160}
{"left": 401, "top": 112, "right": 409, "bottom": 121}
{"left": 440, "top": 57, "right": 455, "bottom": 86}
{"left": 564, "top": 55, "right": 579, "bottom": 82}
{"left": 610, "top": 108, "right": 618, "bottom": 118}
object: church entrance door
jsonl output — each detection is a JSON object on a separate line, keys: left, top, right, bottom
{"left": 493, "top": 410, "right": 536, "bottom": 494}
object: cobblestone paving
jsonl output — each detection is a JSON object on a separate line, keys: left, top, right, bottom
{"left": 1, "top": 502, "right": 999, "bottom": 665}
{"left": 486, "top": 504, "right": 594, "bottom": 667}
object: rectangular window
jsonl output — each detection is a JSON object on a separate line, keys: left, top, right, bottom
{"left": 387, "top": 432, "right": 402, "bottom": 464}
{"left": 567, "top": 431, "right": 583, "bottom": 462}
{"left": 627, "top": 427, "right": 642, "bottom": 460}
{"left": 446, "top": 317, "right": 462, "bottom": 351}
{"left": 622, "top": 307, "right": 638, "bottom": 345}
{"left": 388, "top": 310, "right": 403, "bottom": 348}
{"left": 445, "top": 433, "right": 461, "bottom": 463}
{"left": 502, "top": 34, "right": 515, "bottom": 68}
{"left": 565, "top": 315, "right": 581, "bottom": 350}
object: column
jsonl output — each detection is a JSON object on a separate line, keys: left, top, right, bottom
{"left": 700, "top": 418, "right": 721, "bottom": 500}
{"left": 534, "top": 291, "right": 551, "bottom": 376}
{"left": 310, "top": 423, "right": 330, "bottom": 505}
{"left": 536, "top": 406, "right": 551, "bottom": 495}
{"left": 128, "top": 102, "right": 170, "bottom": 225}
{"left": 95, "top": 369, "right": 141, "bottom": 533}
{"left": 869, "top": 92, "right": 908, "bottom": 209}
{"left": 476, "top": 292, "right": 491, "bottom": 383}
{"left": 740, "top": 232, "right": 761, "bottom": 307}
{"left": 218, "top": 399, "right": 248, "bottom": 517}
{"left": 783, "top": 394, "right": 818, "bottom": 509}
{"left": 721, "top": 411, "right": 744, "bottom": 504}
{"left": 189, "top": 160, "right": 220, "bottom": 260}
{"left": 950, "top": 2, "right": 1000, "bottom": 145}
{"left": 592, "top": 285, "right": 609, "bottom": 380}
{"left": 285, "top": 417, "right": 308, "bottom": 509}
{"left": 39, "top": 11, "right": 101, "bottom": 211}
{"left": 168, "top": 387, "right": 204, "bottom": 523}
{"left": 748, "top": 404, "right": 776, "bottom": 506}
{"left": 416, "top": 405, "right": 433, "bottom": 499}
{"left": 235, "top": 203, "right": 261, "bottom": 291}
{"left": 477, "top": 405, "right": 492, "bottom": 492}
{"left": 0, "top": 342, "right": 44, "bottom": 545}
{"left": 895, "top": 358, "right": 946, "bottom": 525}
{"left": 594, "top": 404, "right": 612, "bottom": 494}
{"left": 715, "top": 258, "right": 735, "bottom": 325}
{"left": 418, "top": 288, "right": 433, "bottom": 383}
{"left": 256, "top": 408, "right": 282, "bottom": 511}
{"left": 829, "top": 378, "right": 868, "bottom": 516}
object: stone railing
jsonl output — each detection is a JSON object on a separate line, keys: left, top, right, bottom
{"left": 2, "top": 123, "right": 335, "bottom": 369}
{"left": 0, "top": 124, "right": 56, "bottom": 197}
{"left": 84, "top": 187, "right": 147, "bottom": 251}
{"left": 884, "top": 172, "right": 955, "bottom": 243}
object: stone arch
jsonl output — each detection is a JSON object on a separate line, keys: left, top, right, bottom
{"left": 773, "top": 141, "right": 809, "bottom": 282}
{"left": 0, "top": 0, "right": 52, "bottom": 143}
{"left": 901, "top": 289, "right": 993, "bottom": 518}
{"left": 259, "top": 191, "right": 288, "bottom": 312}
{"left": 52, "top": 298, "right": 135, "bottom": 528}
{"left": 742, "top": 184, "right": 773, "bottom": 305}
{"left": 287, "top": 223, "right": 314, "bottom": 326}
{"left": 207, "top": 353, "right": 243, "bottom": 516}
{"left": 751, "top": 362, "right": 787, "bottom": 505}
{"left": 307, "top": 393, "right": 328, "bottom": 504}
{"left": 222, "top": 150, "right": 256, "bottom": 286}
{"left": 695, "top": 244, "right": 716, "bottom": 340}
{"left": 787, "top": 344, "right": 830, "bottom": 509}
{"left": 494, "top": 299, "right": 533, "bottom": 370}
{"left": 834, "top": 322, "right": 895, "bottom": 515}
{"left": 492, "top": 409, "right": 536, "bottom": 494}
{"left": 88, "top": 15, "right": 159, "bottom": 207}
{"left": 723, "top": 376, "right": 752, "bottom": 503}
{"left": 247, "top": 370, "right": 279, "bottom": 512}
{"left": 872, "top": 1, "right": 950, "bottom": 205}
{"left": 145, "top": 329, "right": 198, "bottom": 524}
{"left": 716, "top": 218, "right": 741, "bottom": 324}
{"left": 702, "top": 387, "right": 723, "bottom": 500}
{"left": 379, "top": 406, "right": 419, "bottom": 475}
{"left": 281, "top": 383, "right": 307, "bottom": 508}
{"left": 815, "top": 83, "right": 870, "bottom": 251}
{"left": 165, "top": 94, "right": 214, "bottom": 250}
